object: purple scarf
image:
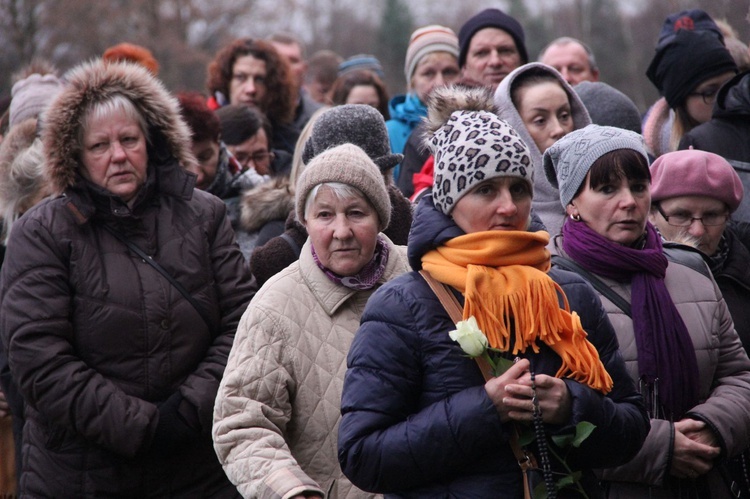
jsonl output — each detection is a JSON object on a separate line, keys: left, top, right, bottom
{"left": 312, "top": 236, "right": 390, "bottom": 290}
{"left": 562, "top": 218, "right": 699, "bottom": 418}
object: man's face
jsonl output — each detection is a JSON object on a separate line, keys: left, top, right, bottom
{"left": 540, "top": 42, "right": 599, "bottom": 85}
{"left": 462, "top": 27, "right": 522, "bottom": 90}
{"left": 228, "top": 55, "right": 268, "bottom": 110}
{"left": 272, "top": 41, "right": 306, "bottom": 90}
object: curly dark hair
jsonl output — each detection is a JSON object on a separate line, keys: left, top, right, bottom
{"left": 177, "top": 91, "right": 220, "bottom": 143}
{"left": 206, "top": 38, "right": 297, "bottom": 124}
{"left": 329, "top": 69, "right": 390, "bottom": 120}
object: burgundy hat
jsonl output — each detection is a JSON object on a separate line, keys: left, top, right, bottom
{"left": 650, "top": 149, "right": 743, "bottom": 212}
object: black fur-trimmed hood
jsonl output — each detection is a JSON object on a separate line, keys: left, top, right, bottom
{"left": 42, "top": 59, "right": 196, "bottom": 194}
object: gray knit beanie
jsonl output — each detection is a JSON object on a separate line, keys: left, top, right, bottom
{"left": 296, "top": 143, "right": 391, "bottom": 231}
{"left": 302, "top": 104, "right": 402, "bottom": 173}
{"left": 574, "top": 81, "right": 642, "bottom": 134}
{"left": 430, "top": 110, "right": 532, "bottom": 215}
{"left": 543, "top": 124, "right": 648, "bottom": 208}
{"left": 9, "top": 73, "right": 64, "bottom": 128}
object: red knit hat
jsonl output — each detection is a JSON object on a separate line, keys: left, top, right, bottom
{"left": 103, "top": 43, "right": 159, "bottom": 75}
{"left": 650, "top": 149, "right": 743, "bottom": 212}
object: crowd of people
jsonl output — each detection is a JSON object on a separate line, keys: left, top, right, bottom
{"left": 0, "top": 6, "right": 749, "bottom": 499}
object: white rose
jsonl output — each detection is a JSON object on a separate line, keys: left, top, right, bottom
{"left": 448, "top": 316, "right": 488, "bottom": 357}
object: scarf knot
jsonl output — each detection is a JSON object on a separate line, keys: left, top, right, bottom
{"left": 423, "top": 230, "right": 613, "bottom": 394}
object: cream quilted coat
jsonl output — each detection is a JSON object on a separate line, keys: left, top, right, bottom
{"left": 213, "top": 235, "right": 409, "bottom": 498}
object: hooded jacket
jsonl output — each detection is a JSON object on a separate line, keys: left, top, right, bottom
{"left": 0, "top": 60, "right": 256, "bottom": 497}
{"left": 338, "top": 195, "right": 649, "bottom": 497}
{"left": 386, "top": 93, "right": 427, "bottom": 180}
{"left": 494, "top": 63, "right": 591, "bottom": 238}
{"left": 679, "top": 71, "right": 750, "bottom": 223}
{"left": 235, "top": 176, "right": 295, "bottom": 260}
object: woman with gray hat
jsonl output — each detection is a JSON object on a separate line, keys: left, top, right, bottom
{"left": 213, "top": 143, "right": 410, "bottom": 498}
{"left": 544, "top": 124, "right": 750, "bottom": 498}
{"left": 338, "top": 87, "right": 647, "bottom": 497}
{"left": 250, "top": 104, "right": 413, "bottom": 287}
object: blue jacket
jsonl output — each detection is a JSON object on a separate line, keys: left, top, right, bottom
{"left": 338, "top": 195, "right": 649, "bottom": 498}
{"left": 386, "top": 93, "right": 427, "bottom": 181}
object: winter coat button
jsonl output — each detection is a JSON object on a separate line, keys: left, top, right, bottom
{"left": 160, "top": 319, "right": 170, "bottom": 330}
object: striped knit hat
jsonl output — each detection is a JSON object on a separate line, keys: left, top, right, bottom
{"left": 404, "top": 25, "right": 459, "bottom": 84}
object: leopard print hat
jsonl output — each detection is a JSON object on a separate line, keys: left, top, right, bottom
{"left": 430, "top": 109, "right": 532, "bottom": 215}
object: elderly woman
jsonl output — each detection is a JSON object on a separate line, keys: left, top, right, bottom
{"left": 494, "top": 62, "right": 591, "bottom": 238}
{"left": 0, "top": 60, "right": 256, "bottom": 497}
{"left": 544, "top": 124, "right": 750, "bottom": 498}
{"left": 212, "top": 143, "right": 411, "bottom": 498}
{"left": 337, "top": 87, "right": 648, "bottom": 497}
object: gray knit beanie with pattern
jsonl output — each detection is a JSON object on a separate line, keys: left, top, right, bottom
{"left": 302, "top": 104, "right": 403, "bottom": 173}
{"left": 430, "top": 110, "right": 532, "bottom": 215}
{"left": 296, "top": 143, "right": 391, "bottom": 231}
{"left": 543, "top": 124, "right": 648, "bottom": 208}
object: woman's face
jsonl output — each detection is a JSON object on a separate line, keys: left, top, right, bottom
{"left": 568, "top": 173, "right": 650, "bottom": 246}
{"left": 684, "top": 71, "right": 735, "bottom": 124}
{"left": 346, "top": 84, "right": 380, "bottom": 109}
{"left": 81, "top": 110, "right": 148, "bottom": 203}
{"left": 451, "top": 177, "right": 532, "bottom": 234}
{"left": 649, "top": 195, "right": 728, "bottom": 256}
{"left": 516, "top": 81, "right": 573, "bottom": 153}
{"left": 304, "top": 185, "right": 380, "bottom": 276}
{"left": 190, "top": 139, "right": 220, "bottom": 191}
{"left": 410, "top": 52, "right": 460, "bottom": 103}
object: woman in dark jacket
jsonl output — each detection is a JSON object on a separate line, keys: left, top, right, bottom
{"left": 0, "top": 60, "right": 256, "bottom": 497}
{"left": 338, "top": 86, "right": 649, "bottom": 497}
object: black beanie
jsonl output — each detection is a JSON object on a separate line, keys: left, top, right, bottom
{"left": 458, "top": 8, "right": 528, "bottom": 68}
{"left": 646, "top": 30, "right": 737, "bottom": 109}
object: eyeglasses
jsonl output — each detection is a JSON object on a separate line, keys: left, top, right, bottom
{"left": 655, "top": 203, "right": 729, "bottom": 227}
{"left": 688, "top": 86, "right": 722, "bottom": 105}
{"left": 234, "top": 151, "right": 275, "bottom": 167}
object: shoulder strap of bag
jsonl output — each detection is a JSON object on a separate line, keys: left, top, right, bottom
{"left": 552, "top": 255, "right": 632, "bottom": 318}
{"left": 418, "top": 270, "right": 537, "bottom": 480}
{"left": 102, "top": 225, "right": 215, "bottom": 333}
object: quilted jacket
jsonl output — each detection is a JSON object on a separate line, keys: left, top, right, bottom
{"left": 553, "top": 236, "right": 750, "bottom": 499}
{"left": 337, "top": 195, "right": 649, "bottom": 497}
{"left": 0, "top": 60, "right": 256, "bottom": 497}
{"left": 213, "top": 235, "right": 410, "bottom": 499}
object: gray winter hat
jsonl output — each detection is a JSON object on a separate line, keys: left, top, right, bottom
{"left": 430, "top": 110, "right": 532, "bottom": 215}
{"left": 543, "top": 124, "right": 648, "bottom": 208}
{"left": 301, "top": 104, "right": 403, "bottom": 173}
{"left": 574, "top": 82, "right": 642, "bottom": 135}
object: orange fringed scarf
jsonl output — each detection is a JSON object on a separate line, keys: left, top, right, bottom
{"left": 422, "top": 230, "right": 613, "bottom": 394}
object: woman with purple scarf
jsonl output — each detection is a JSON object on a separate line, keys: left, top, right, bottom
{"left": 543, "top": 124, "right": 750, "bottom": 498}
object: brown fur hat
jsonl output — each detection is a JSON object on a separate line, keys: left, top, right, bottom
{"left": 43, "top": 59, "right": 196, "bottom": 194}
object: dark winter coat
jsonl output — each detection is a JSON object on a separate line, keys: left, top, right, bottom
{"left": 0, "top": 60, "right": 256, "bottom": 497}
{"left": 338, "top": 195, "right": 649, "bottom": 498}
{"left": 714, "top": 228, "right": 750, "bottom": 354}
{"left": 679, "top": 71, "right": 750, "bottom": 223}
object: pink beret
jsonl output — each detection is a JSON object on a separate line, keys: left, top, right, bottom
{"left": 650, "top": 149, "right": 743, "bottom": 212}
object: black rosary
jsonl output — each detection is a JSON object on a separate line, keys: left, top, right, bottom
{"left": 531, "top": 370, "right": 557, "bottom": 498}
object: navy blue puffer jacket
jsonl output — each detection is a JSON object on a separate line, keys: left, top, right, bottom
{"left": 338, "top": 195, "right": 649, "bottom": 498}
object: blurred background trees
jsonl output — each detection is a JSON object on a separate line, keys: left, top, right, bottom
{"left": 1, "top": 0, "right": 748, "bottom": 112}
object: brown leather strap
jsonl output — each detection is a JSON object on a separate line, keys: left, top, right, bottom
{"left": 419, "top": 270, "right": 537, "bottom": 475}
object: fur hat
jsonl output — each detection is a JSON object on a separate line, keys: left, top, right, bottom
{"left": 574, "top": 81, "right": 642, "bottom": 134}
{"left": 301, "top": 104, "right": 402, "bottom": 173}
{"left": 296, "top": 143, "right": 391, "bottom": 231}
{"left": 9, "top": 73, "right": 64, "bottom": 128}
{"left": 404, "top": 25, "right": 459, "bottom": 83}
{"left": 650, "top": 149, "right": 743, "bottom": 213}
{"left": 543, "top": 124, "right": 648, "bottom": 208}
{"left": 425, "top": 85, "right": 532, "bottom": 215}
{"left": 43, "top": 60, "right": 196, "bottom": 194}
{"left": 458, "top": 8, "right": 528, "bottom": 68}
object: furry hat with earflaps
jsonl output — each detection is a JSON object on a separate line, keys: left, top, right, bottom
{"left": 424, "top": 85, "right": 532, "bottom": 215}
{"left": 43, "top": 59, "right": 197, "bottom": 194}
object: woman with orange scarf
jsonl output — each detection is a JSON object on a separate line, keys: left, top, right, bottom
{"left": 337, "top": 86, "right": 649, "bottom": 497}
